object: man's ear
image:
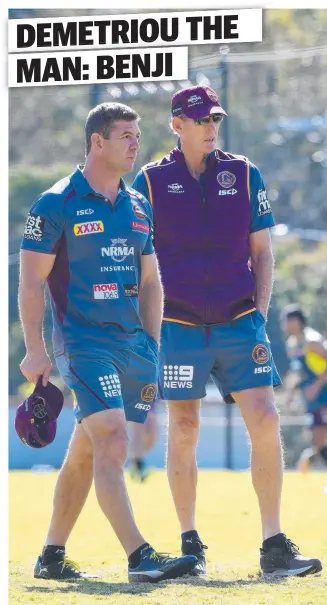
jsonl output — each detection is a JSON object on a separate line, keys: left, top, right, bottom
{"left": 90, "top": 132, "right": 104, "bottom": 153}
{"left": 171, "top": 117, "right": 184, "bottom": 136}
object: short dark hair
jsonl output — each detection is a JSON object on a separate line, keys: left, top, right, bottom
{"left": 280, "top": 304, "right": 307, "bottom": 326}
{"left": 85, "top": 102, "right": 140, "bottom": 155}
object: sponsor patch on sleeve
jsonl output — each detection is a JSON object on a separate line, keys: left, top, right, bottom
{"left": 257, "top": 188, "right": 272, "bottom": 216}
{"left": 132, "top": 221, "right": 150, "bottom": 234}
{"left": 23, "top": 213, "right": 45, "bottom": 242}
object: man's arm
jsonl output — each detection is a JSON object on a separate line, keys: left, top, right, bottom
{"left": 19, "top": 249, "right": 56, "bottom": 385}
{"left": 138, "top": 253, "right": 164, "bottom": 345}
{"left": 248, "top": 163, "right": 276, "bottom": 319}
{"left": 249, "top": 228, "right": 274, "bottom": 319}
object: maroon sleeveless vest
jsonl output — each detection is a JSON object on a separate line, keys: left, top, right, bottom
{"left": 143, "top": 147, "right": 256, "bottom": 324}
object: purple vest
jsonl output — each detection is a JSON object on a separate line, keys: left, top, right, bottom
{"left": 143, "top": 147, "right": 256, "bottom": 325}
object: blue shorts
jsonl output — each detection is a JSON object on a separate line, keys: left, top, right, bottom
{"left": 56, "top": 332, "right": 159, "bottom": 423}
{"left": 159, "top": 310, "right": 281, "bottom": 403}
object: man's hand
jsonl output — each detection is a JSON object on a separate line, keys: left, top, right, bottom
{"left": 20, "top": 349, "right": 52, "bottom": 386}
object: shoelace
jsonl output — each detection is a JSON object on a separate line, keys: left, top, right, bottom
{"left": 284, "top": 539, "right": 300, "bottom": 555}
{"left": 62, "top": 557, "right": 81, "bottom": 572}
{"left": 149, "top": 552, "right": 173, "bottom": 564}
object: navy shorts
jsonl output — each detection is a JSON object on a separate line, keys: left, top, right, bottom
{"left": 159, "top": 310, "right": 281, "bottom": 403}
{"left": 56, "top": 332, "right": 159, "bottom": 423}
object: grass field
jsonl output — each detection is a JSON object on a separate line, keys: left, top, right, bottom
{"left": 9, "top": 470, "right": 327, "bottom": 605}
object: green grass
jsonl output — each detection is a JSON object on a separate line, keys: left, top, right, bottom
{"left": 9, "top": 470, "right": 327, "bottom": 604}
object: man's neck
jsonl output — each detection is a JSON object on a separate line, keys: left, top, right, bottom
{"left": 82, "top": 158, "right": 121, "bottom": 202}
{"left": 180, "top": 145, "right": 208, "bottom": 180}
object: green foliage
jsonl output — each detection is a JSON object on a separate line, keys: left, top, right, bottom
{"left": 274, "top": 239, "right": 327, "bottom": 335}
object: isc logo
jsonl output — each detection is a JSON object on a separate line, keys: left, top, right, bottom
{"left": 254, "top": 366, "right": 272, "bottom": 374}
{"left": 218, "top": 189, "right": 237, "bottom": 196}
{"left": 135, "top": 402, "right": 151, "bottom": 411}
{"left": 77, "top": 208, "right": 95, "bottom": 216}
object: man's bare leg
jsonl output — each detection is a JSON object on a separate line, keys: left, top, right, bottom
{"left": 166, "top": 399, "right": 207, "bottom": 574}
{"left": 232, "top": 386, "right": 283, "bottom": 541}
{"left": 82, "top": 408, "right": 146, "bottom": 556}
{"left": 45, "top": 423, "right": 94, "bottom": 546}
{"left": 166, "top": 400, "right": 201, "bottom": 533}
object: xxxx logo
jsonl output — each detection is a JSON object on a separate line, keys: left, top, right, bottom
{"left": 74, "top": 220, "right": 104, "bottom": 236}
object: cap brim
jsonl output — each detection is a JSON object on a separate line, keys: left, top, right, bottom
{"left": 209, "top": 106, "right": 228, "bottom": 117}
{"left": 182, "top": 103, "right": 228, "bottom": 119}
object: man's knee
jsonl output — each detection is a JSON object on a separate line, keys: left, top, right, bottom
{"left": 253, "top": 405, "right": 280, "bottom": 441}
{"left": 244, "top": 394, "right": 281, "bottom": 442}
{"left": 168, "top": 403, "right": 200, "bottom": 450}
{"left": 63, "top": 425, "right": 93, "bottom": 471}
{"left": 83, "top": 410, "right": 129, "bottom": 466}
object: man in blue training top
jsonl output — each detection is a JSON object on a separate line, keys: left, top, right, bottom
{"left": 132, "top": 85, "right": 322, "bottom": 577}
{"left": 19, "top": 102, "right": 196, "bottom": 582}
{"left": 281, "top": 304, "right": 327, "bottom": 473}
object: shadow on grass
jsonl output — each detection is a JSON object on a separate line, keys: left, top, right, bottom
{"left": 24, "top": 574, "right": 288, "bottom": 596}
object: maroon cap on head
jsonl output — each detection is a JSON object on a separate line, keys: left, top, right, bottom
{"left": 14, "top": 378, "right": 64, "bottom": 449}
{"left": 171, "top": 86, "right": 227, "bottom": 120}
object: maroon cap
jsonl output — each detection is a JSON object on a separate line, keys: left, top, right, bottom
{"left": 171, "top": 86, "right": 227, "bottom": 120}
{"left": 15, "top": 378, "right": 64, "bottom": 449}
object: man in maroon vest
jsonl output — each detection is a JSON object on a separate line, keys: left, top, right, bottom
{"left": 132, "top": 85, "right": 322, "bottom": 577}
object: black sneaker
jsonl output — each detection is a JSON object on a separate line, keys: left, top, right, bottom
{"left": 182, "top": 537, "right": 208, "bottom": 576}
{"left": 34, "top": 555, "right": 99, "bottom": 580}
{"left": 128, "top": 545, "right": 197, "bottom": 583}
{"left": 260, "top": 534, "right": 322, "bottom": 577}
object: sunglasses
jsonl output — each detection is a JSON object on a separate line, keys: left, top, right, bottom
{"left": 194, "top": 115, "right": 224, "bottom": 125}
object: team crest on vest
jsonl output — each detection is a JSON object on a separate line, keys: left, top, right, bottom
{"left": 217, "top": 171, "right": 236, "bottom": 188}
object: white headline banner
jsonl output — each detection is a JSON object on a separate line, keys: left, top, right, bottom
{"left": 8, "top": 46, "right": 188, "bottom": 88}
{"left": 8, "top": 9, "right": 262, "bottom": 53}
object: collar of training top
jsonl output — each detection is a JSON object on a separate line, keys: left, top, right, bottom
{"left": 71, "top": 165, "right": 127, "bottom": 199}
{"left": 173, "top": 147, "right": 218, "bottom": 171}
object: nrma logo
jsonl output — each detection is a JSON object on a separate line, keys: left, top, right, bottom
{"left": 101, "top": 238, "right": 134, "bottom": 262}
{"left": 163, "top": 365, "right": 194, "bottom": 389}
